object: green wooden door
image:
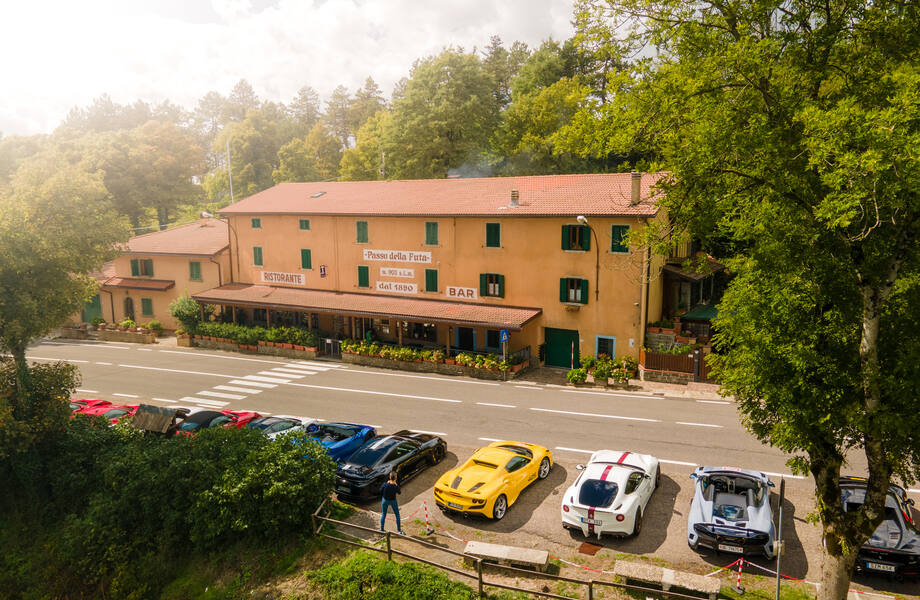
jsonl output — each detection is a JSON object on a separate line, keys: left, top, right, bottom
{"left": 81, "top": 294, "right": 102, "bottom": 323}
{"left": 544, "top": 327, "right": 580, "bottom": 369}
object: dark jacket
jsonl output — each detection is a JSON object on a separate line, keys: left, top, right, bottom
{"left": 380, "top": 480, "right": 401, "bottom": 501}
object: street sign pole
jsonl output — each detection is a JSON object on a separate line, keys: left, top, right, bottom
{"left": 775, "top": 477, "right": 785, "bottom": 600}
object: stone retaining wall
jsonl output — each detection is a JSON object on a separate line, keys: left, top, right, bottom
{"left": 97, "top": 330, "right": 157, "bottom": 344}
{"left": 191, "top": 337, "right": 318, "bottom": 360}
{"left": 342, "top": 352, "right": 527, "bottom": 381}
{"left": 639, "top": 367, "right": 693, "bottom": 385}
{"left": 58, "top": 328, "right": 89, "bottom": 340}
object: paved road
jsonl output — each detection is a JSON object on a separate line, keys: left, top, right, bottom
{"left": 30, "top": 338, "right": 920, "bottom": 593}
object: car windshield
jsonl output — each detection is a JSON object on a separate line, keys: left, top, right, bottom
{"left": 578, "top": 480, "right": 619, "bottom": 508}
{"left": 248, "top": 417, "right": 290, "bottom": 431}
{"left": 104, "top": 409, "right": 129, "bottom": 419}
{"left": 308, "top": 424, "right": 358, "bottom": 442}
{"left": 348, "top": 439, "right": 395, "bottom": 465}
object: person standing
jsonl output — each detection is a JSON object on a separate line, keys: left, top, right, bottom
{"left": 380, "top": 471, "right": 403, "bottom": 534}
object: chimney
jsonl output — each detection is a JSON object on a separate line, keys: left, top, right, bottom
{"left": 510, "top": 189, "right": 519, "bottom": 207}
{"left": 630, "top": 171, "right": 642, "bottom": 205}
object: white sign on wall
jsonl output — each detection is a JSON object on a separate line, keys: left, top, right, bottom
{"left": 260, "top": 271, "right": 305, "bottom": 286}
{"left": 381, "top": 267, "right": 414, "bottom": 278}
{"left": 377, "top": 281, "right": 418, "bottom": 294}
{"left": 446, "top": 286, "right": 478, "bottom": 300}
{"left": 363, "top": 249, "right": 431, "bottom": 263}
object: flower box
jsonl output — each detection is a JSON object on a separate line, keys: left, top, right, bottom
{"left": 281, "top": 343, "right": 293, "bottom": 349}
{"left": 305, "top": 346, "right": 318, "bottom": 352}
{"left": 293, "top": 345, "right": 306, "bottom": 351}
{"left": 444, "top": 358, "right": 456, "bottom": 365}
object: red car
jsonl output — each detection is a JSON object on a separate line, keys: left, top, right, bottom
{"left": 69, "top": 399, "right": 111, "bottom": 412}
{"left": 75, "top": 403, "right": 139, "bottom": 424}
{"left": 174, "top": 409, "right": 262, "bottom": 437}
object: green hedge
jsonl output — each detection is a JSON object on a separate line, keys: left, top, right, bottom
{"left": 193, "top": 322, "right": 320, "bottom": 347}
{"left": 341, "top": 339, "right": 510, "bottom": 371}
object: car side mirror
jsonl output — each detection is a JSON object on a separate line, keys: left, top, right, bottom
{"left": 689, "top": 473, "right": 698, "bottom": 479}
{"left": 907, "top": 498, "right": 915, "bottom": 507}
{"left": 576, "top": 464, "right": 585, "bottom": 471}
{"left": 306, "top": 424, "right": 319, "bottom": 433}
{"left": 644, "top": 473, "right": 651, "bottom": 479}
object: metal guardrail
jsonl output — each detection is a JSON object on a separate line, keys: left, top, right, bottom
{"left": 311, "top": 499, "right": 723, "bottom": 600}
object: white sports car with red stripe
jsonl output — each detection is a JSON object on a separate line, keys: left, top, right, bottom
{"left": 561, "top": 450, "right": 660, "bottom": 538}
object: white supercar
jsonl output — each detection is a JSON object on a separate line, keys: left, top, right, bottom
{"left": 561, "top": 450, "right": 660, "bottom": 538}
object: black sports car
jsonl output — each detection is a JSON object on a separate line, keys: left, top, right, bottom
{"left": 841, "top": 477, "right": 920, "bottom": 577}
{"left": 335, "top": 430, "right": 447, "bottom": 501}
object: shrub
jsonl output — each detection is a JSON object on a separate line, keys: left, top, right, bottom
{"left": 566, "top": 368, "right": 588, "bottom": 384}
{"left": 615, "top": 355, "right": 639, "bottom": 374}
{"left": 145, "top": 320, "right": 163, "bottom": 334}
{"left": 580, "top": 354, "right": 596, "bottom": 370}
{"left": 592, "top": 361, "right": 611, "bottom": 382}
{"left": 118, "top": 319, "right": 136, "bottom": 329}
{"left": 168, "top": 295, "right": 202, "bottom": 333}
{"left": 90, "top": 316, "right": 106, "bottom": 326}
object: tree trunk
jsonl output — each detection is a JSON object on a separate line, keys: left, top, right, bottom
{"left": 818, "top": 542, "right": 857, "bottom": 600}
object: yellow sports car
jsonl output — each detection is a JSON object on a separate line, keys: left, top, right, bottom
{"left": 433, "top": 440, "right": 553, "bottom": 520}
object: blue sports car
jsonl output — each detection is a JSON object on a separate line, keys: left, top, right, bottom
{"left": 305, "top": 422, "right": 376, "bottom": 462}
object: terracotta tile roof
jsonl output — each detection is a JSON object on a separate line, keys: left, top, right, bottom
{"left": 219, "top": 173, "right": 664, "bottom": 218}
{"left": 663, "top": 253, "right": 726, "bottom": 281}
{"left": 123, "top": 219, "right": 229, "bottom": 256}
{"left": 89, "top": 261, "right": 116, "bottom": 283}
{"left": 192, "top": 284, "right": 542, "bottom": 330}
{"left": 104, "top": 278, "right": 175, "bottom": 291}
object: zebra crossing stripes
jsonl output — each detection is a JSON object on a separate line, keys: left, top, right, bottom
{"left": 229, "top": 379, "right": 276, "bottom": 388}
{"left": 280, "top": 363, "right": 331, "bottom": 372}
{"left": 179, "top": 396, "right": 228, "bottom": 407}
{"left": 197, "top": 390, "right": 247, "bottom": 400}
{"left": 291, "top": 360, "right": 346, "bottom": 369}
{"left": 243, "top": 374, "right": 291, "bottom": 384}
{"left": 270, "top": 367, "right": 317, "bottom": 376}
{"left": 214, "top": 385, "right": 263, "bottom": 394}
{"left": 258, "top": 370, "right": 302, "bottom": 379}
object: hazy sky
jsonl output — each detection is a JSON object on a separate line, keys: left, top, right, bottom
{"left": 0, "top": 0, "right": 575, "bottom": 136}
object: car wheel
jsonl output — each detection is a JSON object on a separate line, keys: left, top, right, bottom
{"left": 631, "top": 509, "right": 642, "bottom": 537}
{"left": 429, "top": 445, "right": 445, "bottom": 466}
{"left": 538, "top": 457, "right": 551, "bottom": 480}
{"left": 654, "top": 466, "right": 660, "bottom": 489}
{"left": 492, "top": 495, "right": 508, "bottom": 520}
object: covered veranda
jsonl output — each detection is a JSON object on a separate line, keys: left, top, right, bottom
{"left": 192, "top": 284, "right": 542, "bottom": 359}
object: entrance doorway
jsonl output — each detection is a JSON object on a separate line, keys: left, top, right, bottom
{"left": 544, "top": 327, "right": 579, "bottom": 368}
{"left": 82, "top": 294, "right": 102, "bottom": 323}
{"left": 123, "top": 297, "right": 135, "bottom": 322}
{"left": 455, "top": 327, "right": 476, "bottom": 351}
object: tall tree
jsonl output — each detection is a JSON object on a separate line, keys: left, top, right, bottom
{"left": 561, "top": 1, "right": 920, "bottom": 596}
{"left": 59, "top": 95, "right": 154, "bottom": 134}
{"left": 204, "top": 109, "right": 281, "bottom": 202}
{"left": 481, "top": 35, "right": 529, "bottom": 108}
{"left": 339, "top": 111, "right": 394, "bottom": 181}
{"left": 347, "top": 77, "right": 386, "bottom": 136}
{"left": 273, "top": 122, "right": 342, "bottom": 183}
{"left": 324, "top": 85, "right": 353, "bottom": 149}
{"left": 192, "top": 90, "right": 228, "bottom": 156}
{"left": 222, "top": 79, "right": 260, "bottom": 124}
{"left": 289, "top": 85, "right": 321, "bottom": 138}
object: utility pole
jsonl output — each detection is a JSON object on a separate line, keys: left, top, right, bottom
{"left": 226, "top": 139, "right": 235, "bottom": 203}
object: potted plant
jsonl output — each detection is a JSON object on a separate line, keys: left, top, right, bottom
{"left": 567, "top": 367, "right": 588, "bottom": 385}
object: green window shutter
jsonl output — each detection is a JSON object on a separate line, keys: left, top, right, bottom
{"left": 425, "top": 269, "right": 438, "bottom": 292}
{"left": 560, "top": 278, "right": 567, "bottom": 302}
{"left": 356, "top": 221, "right": 368, "bottom": 243}
{"left": 358, "top": 265, "right": 369, "bottom": 287}
{"left": 301, "top": 249, "right": 312, "bottom": 269}
{"left": 480, "top": 273, "right": 487, "bottom": 297}
{"left": 253, "top": 246, "right": 263, "bottom": 266}
{"left": 130, "top": 259, "right": 139, "bottom": 276}
{"left": 425, "top": 222, "right": 438, "bottom": 245}
{"left": 580, "top": 279, "right": 589, "bottom": 304}
{"left": 581, "top": 226, "right": 590, "bottom": 251}
{"left": 251, "top": 218, "right": 261, "bottom": 229}
{"left": 611, "top": 225, "right": 629, "bottom": 252}
{"left": 141, "top": 298, "right": 153, "bottom": 317}
{"left": 189, "top": 261, "right": 201, "bottom": 281}
{"left": 299, "top": 219, "right": 310, "bottom": 230}
{"left": 498, "top": 274, "right": 505, "bottom": 298}
{"left": 144, "top": 259, "right": 154, "bottom": 277}
{"left": 561, "top": 225, "right": 570, "bottom": 250}
{"left": 485, "top": 222, "right": 500, "bottom": 247}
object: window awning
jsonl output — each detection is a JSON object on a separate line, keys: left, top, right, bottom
{"left": 681, "top": 303, "right": 718, "bottom": 321}
{"left": 104, "top": 278, "right": 175, "bottom": 291}
{"left": 192, "top": 284, "right": 542, "bottom": 331}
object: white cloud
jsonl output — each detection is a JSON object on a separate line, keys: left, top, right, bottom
{"left": 0, "top": 0, "right": 575, "bottom": 135}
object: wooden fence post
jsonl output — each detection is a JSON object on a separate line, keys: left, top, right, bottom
{"left": 588, "top": 580, "right": 594, "bottom": 600}
{"left": 386, "top": 531, "right": 392, "bottom": 561}
{"left": 476, "top": 558, "right": 483, "bottom": 598}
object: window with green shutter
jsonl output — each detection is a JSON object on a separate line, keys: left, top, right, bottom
{"left": 561, "top": 225, "right": 590, "bottom": 251}
{"left": 611, "top": 225, "right": 630, "bottom": 253}
{"left": 356, "top": 220, "right": 368, "bottom": 243}
{"left": 479, "top": 273, "right": 505, "bottom": 298}
{"left": 485, "top": 222, "right": 501, "bottom": 248}
{"left": 253, "top": 246, "right": 263, "bottom": 266}
{"left": 358, "top": 265, "right": 369, "bottom": 288}
{"left": 559, "top": 277, "right": 588, "bottom": 304}
{"left": 141, "top": 298, "right": 153, "bottom": 317}
{"left": 299, "top": 218, "right": 310, "bottom": 230}
{"left": 425, "top": 221, "right": 438, "bottom": 245}
{"left": 251, "top": 218, "right": 261, "bottom": 229}
{"left": 189, "top": 261, "right": 202, "bottom": 281}
{"left": 131, "top": 258, "right": 154, "bottom": 277}
{"left": 300, "top": 249, "right": 312, "bottom": 269}
{"left": 425, "top": 269, "right": 438, "bottom": 292}
{"left": 130, "top": 259, "right": 139, "bottom": 276}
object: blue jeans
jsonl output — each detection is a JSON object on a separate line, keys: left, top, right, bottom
{"left": 381, "top": 498, "right": 401, "bottom": 531}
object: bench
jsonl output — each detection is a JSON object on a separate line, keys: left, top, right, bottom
{"left": 613, "top": 561, "right": 722, "bottom": 600}
{"left": 463, "top": 541, "right": 549, "bottom": 572}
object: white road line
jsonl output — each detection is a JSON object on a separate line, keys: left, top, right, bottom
{"left": 197, "top": 390, "right": 246, "bottom": 400}
{"left": 112, "top": 393, "right": 139, "bottom": 398}
{"left": 696, "top": 400, "right": 730, "bottom": 405}
{"left": 292, "top": 360, "right": 347, "bottom": 369}
{"left": 342, "top": 369, "right": 499, "bottom": 386}
{"left": 530, "top": 407, "right": 660, "bottom": 423}
{"left": 138, "top": 348, "right": 153, "bottom": 352}
{"left": 270, "top": 367, "right": 316, "bottom": 376}
{"left": 81, "top": 343, "right": 130, "bottom": 349}
{"left": 180, "top": 397, "right": 227, "bottom": 407}
{"left": 659, "top": 458, "right": 698, "bottom": 467}
{"left": 514, "top": 386, "right": 539, "bottom": 390}
{"left": 214, "top": 385, "right": 262, "bottom": 394}
{"left": 282, "top": 363, "right": 330, "bottom": 372}
{"left": 676, "top": 422, "right": 724, "bottom": 428}
{"left": 561, "top": 389, "right": 622, "bottom": 397}
{"left": 477, "top": 402, "right": 516, "bottom": 408}
{"left": 260, "top": 370, "right": 299, "bottom": 379}
{"left": 244, "top": 374, "right": 292, "bottom": 384}
{"left": 151, "top": 398, "right": 175, "bottom": 403}
{"left": 119, "top": 364, "right": 234, "bottom": 378}
{"left": 478, "top": 437, "right": 502, "bottom": 442}
{"left": 284, "top": 382, "right": 462, "bottom": 403}
{"left": 229, "top": 379, "right": 276, "bottom": 388}
{"left": 410, "top": 429, "right": 447, "bottom": 436}
{"left": 555, "top": 446, "right": 594, "bottom": 454}
{"left": 27, "top": 356, "right": 89, "bottom": 363}
{"left": 159, "top": 350, "right": 291, "bottom": 365}
{"left": 96, "top": 362, "right": 113, "bottom": 365}
{"left": 75, "top": 388, "right": 99, "bottom": 393}
{"left": 909, "top": 489, "right": 920, "bottom": 495}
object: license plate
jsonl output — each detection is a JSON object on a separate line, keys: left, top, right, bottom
{"left": 335, "top": 485, "right": 349, "bottom": 493}
{"left": 718, "top": 544, "right": 744, "bottom": 553}
{"left": 865, "top": 562, "right": 896, "bottom": 573}
{"left": 580, "top": 517, "right": 602, "bottom": 525}
{"left": 447, "top": 502, "right": 462, "bottom": 509}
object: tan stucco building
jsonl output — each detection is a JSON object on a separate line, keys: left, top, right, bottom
{"left": 187, "top": 173, "right": 667, "bottom": 367}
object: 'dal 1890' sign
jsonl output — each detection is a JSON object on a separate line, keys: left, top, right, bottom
{"left": 377, "top": 281, "right": 418, "bottom": 294}
{"left": 260, "top": 271, "right": 305, "bottom": 285}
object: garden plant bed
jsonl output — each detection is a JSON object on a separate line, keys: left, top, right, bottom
{"left": 342, "top": 352, "right": 528, "bottom": 381}
{"left": 97, "top": 329, "right": 157, "bottom": 344}
{"left": 189, "top": 337, "right": 319, "bottom": 359}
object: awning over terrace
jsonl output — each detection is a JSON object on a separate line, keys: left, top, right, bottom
{"left": 192, "top": 284, "right": 542, "bottom": 331}
{"left": 103, "top": 277, "right": 175, "bottom": 291}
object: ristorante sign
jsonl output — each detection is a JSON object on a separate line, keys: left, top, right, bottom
{"left": 260, "top": 271, "right": 305, "bottom": 286}
{"left": 363, "top": 249, "right": 431, "bottom": 263}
